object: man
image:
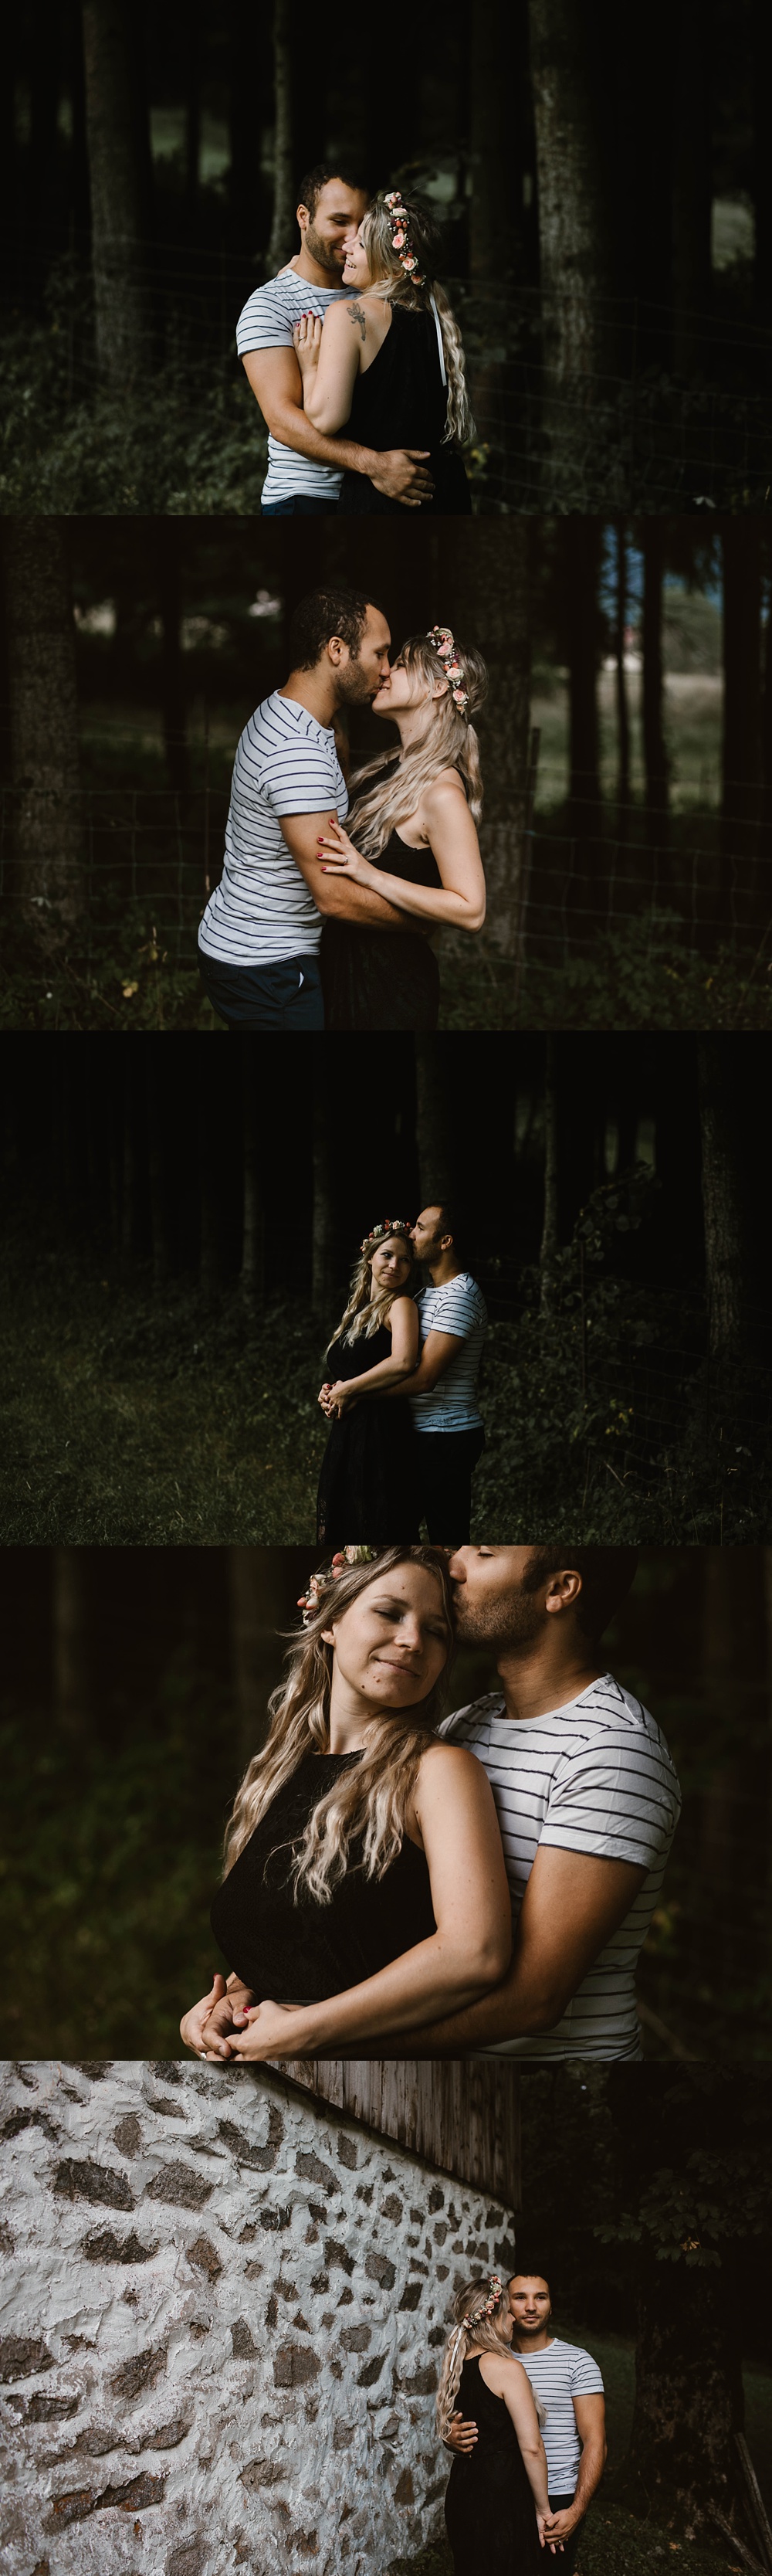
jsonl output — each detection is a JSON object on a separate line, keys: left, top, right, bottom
{"left": 198, "top": 587, "right": 418, "bottom": 1030}
{"left": 398, "top": 1546, "right": 682, "bottom": 2057}
{"left": 447, "top": 2269, "right": 607, "bottom": 2576}
{"left": 399, "top": 1205, "right": 487, "bottom": 1543}
{"left": 237, "top": 165, "right": 433, "bottom": 514}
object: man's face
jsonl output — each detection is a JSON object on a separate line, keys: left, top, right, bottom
{"left": 447, "top": 1547, "right": 549, "bottom": 1648}
{"left": 411, "top": 1206, "right": 449, "bottom": 1264}
{"left": 508, "top": 2276, "right": 552, "bottom": 2333}
{"left": 298, "top": 180, "right": 369, "bottom": 275}
{"left": 334, "top": 607, "right": 392, "bottom": 708}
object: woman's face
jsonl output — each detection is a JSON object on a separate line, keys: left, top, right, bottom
{"left": 341, "top": 222, "right": 373, "bottom": 289}
{"left": 326, "top": 1562, "right": 449, "bottom": 1712}
{"left": 371, "top": 654, "right": 443, "bottom": 720}
{"left": 370, "top": 1237, "right": 411, "bottom": 1292}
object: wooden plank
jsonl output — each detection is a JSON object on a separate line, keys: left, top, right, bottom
{"left": 274, "top": 2061, "right": 520, "bottom": 2209}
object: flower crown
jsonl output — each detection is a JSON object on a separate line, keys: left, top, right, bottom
{"left": 426, "top": 625, "right": 469, "bottom": 715}
{"left": 297, "top": 1547, "right": 377, "bottom": 1627}
{"left": 360, "top": 1219, "right": 413, "bottom": 1255}
{"left": 384, "top": 192, "right": 425, "bottom": 287}
{"left": 462, "top": 2274, "right": 503, "bottom": 2330}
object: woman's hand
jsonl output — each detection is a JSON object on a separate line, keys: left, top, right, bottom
{"left": 230, "top": 2000, "right": 310, "bottom": 2061}
{"left": 180, "top": 1974, "right": 254, "bottom": 2058}
{"left": 537, "top": 2512, "right": 564, "bottom": 2554}
{"left": 292, "top": 312, "right": 322, "bottom": 379}
{"left": 326, "top": 1378, "right": 357, "bottom": 1417}
{"left": 317, "top": 815, "right": 378, "bottom": 888}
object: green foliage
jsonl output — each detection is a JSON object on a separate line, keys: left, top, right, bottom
{"left": 440, "top": 922, "right": 772, "bottom": 1032}
{"left": 0, "top": 1653, "right": 232, "bottom": 2056}
{"left": 391, "top": 2508, "right": 743, "bottom": 2576}
{"left": 0, "top": 313, "right": 267, "bottom": 517}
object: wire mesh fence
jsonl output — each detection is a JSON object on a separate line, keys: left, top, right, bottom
{"left": 5, "top": 244, "right": 772, "bottom": 511}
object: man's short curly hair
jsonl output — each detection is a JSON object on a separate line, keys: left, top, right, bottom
{"left": 296, "top": 163, "right": 371, "bottom": 221}
{"left": 523, "top": 1547, "right": 639, "bottom": 1641}
{"left": 288, "top": 587, "right": 383, "bottom": 672}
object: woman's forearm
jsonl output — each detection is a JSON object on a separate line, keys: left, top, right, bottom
{"left": 339, "top": 1352, "right": 415, "bottom": 1398}
{"left": 520, "top": 2439, "right": 550, "bottom": 2515}
{"left": 358, "top": 865, "right": 484, "bottom": 932}
{"left": 263, "top": 1933, "right": 503, "bottom": 2055}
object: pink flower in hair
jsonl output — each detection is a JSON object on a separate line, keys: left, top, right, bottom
{"left": 392, "top": 229, "right": 405, "bottom": 249}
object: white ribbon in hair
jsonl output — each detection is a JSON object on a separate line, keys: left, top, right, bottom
{"left": 429, "top": 291, "right": 447, "bottom": 388}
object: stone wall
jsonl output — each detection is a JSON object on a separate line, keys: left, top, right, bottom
{"left": 0, "top": 2061, "right": 516, "bottom": 2576}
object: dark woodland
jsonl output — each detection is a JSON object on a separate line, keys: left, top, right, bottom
{"left": 2, "top": 515, "right": 772, "bottom": 1030}
{"left": 1, "top": 1030, "right": 770, "bottom": 1544}
{"left": 2, "top": 2, "right": 770, "bottom": 512}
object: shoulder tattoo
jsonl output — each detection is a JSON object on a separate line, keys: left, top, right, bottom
{"left": 347, "top": 302, "right": 367, "bottom": 344}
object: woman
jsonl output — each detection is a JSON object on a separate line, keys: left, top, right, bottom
{"left": 293, "top": 189, "right": 473, "bottom": 516}
{"left": 180, "top": 1545, "right": 512, "bottom": 2064}
{"left": 438, "top": 2275, "right": 556, "bottom": 2573}
{"left": 317, "top": 1218, "right": 420, "bottom": 1545}
{"left": 317, "top": 626, "right": 487, "bottom": 1031}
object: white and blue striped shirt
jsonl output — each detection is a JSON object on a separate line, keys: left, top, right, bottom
{"left": 438, "top": 1674, "right": 681, "bottom": 2058}
{"left": 236, "top": 269, "right": 354, "bottom": 506}
{"left": 198, "top": 693, "right": 347, "bottom": 967}
{"left": 410, "top": 1275, "right": 487, "bottom": 1434}
{"left": 517, "top": 2340, "right": 604, "bottom": 2496}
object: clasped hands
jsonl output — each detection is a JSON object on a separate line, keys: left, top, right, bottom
{"left": 318, "top": 1378, "right": 357, "bottom": 1418}
{"left": 180, "top": 1973, "right": 307, "bottom": 2063}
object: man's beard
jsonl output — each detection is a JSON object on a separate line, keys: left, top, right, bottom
{"left": 452, "top": 1586, "right": 544, "bottom": 1653}
{"left": 336, "top": 663, "right": 380, "bottom": 709}
{"left": 305, "top": 222, "right": 346, "bottom": 276}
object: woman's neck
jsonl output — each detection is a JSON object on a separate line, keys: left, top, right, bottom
{"left": 327, "top": 1678, "right": 378, "bottom": 1755}
{"left": 393, "top": 708, "right": 432, "bottom": 753}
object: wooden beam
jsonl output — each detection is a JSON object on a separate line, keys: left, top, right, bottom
{"left": 273, "top": 2061, "right": 521, "bottom": 2209}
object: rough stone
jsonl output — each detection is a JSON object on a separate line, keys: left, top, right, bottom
{"left": 296, "top": 2152, "right": 337, "bottom": 2194}
{"left": 232, "top": 2320, "right": 258, "bottom": 2359}
{"left": 146, "top": 2164, "right": 214, "bottom": 2210}
{"left": 185, "top": 2234, "right": 222, "bottom": 2281}
{"left": 218, "top": 2118, "right": 279, "bottom": 2173}
{"left": 113, "top": 2114, "right": 142, "bottom": 2156}
{"left": 109, "top": 2346, "right": 167, "bottom": 2400}
{"left": 82, "top": 2228, "right": 160, "bottom": 2265}
{"left": 0, "top": 2336, "right": 55, "bottom": 2382}
{"left": 365, "top": 2254, "right": 396, "bottom": 2291}
{"left": 53, "top": 2158, "right": 133, "bottom": 2210}
{"left": 273, "top": 2344, "right": 320, "bottom": 2389}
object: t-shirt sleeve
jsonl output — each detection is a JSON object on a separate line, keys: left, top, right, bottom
{"left": 236, "top": 285, "right": 294, "bottom": 355}
{"left": 570, "top": 2350, "right": 605, "bottom": 2396}
{"left": 262, "top": 739, "right": 346, "bottom": 821}
{"left": 539, "top": 1727, "right": 680, "bottom": 1868}
{"left": 425, "top": 1281, "right": 479, "bottom": 1343}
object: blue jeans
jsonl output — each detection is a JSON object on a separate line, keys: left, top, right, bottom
{"left": 198, "top": 949, "right": 324, "bottom": 1030}
{"left": 261, "top": 495, "right": 337, "bottom": 516}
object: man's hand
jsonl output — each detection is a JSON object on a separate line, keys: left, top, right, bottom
{"left": 180, "top": 1974, "right": 254, "bottom": 2058}
{"left": 445, "top": 2412, "right": 478, "bottom": 2454}
{"left": 367, "top": 448, "right": 434, "bottom": 507}
{"left": 542, "top": 2508, "right": 579, "bottom": 2543}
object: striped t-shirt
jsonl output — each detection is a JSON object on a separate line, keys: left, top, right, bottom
{"left": 517, "top": 2340, "right": 604, "bottom": 2496}
{"left": 411, "top": 1275, "right": 487, "bottom": 1433}
{"left": 236, "top": 269, "right": 353, "bottom": 505}
{"left": 438, "top": 1674, "right": 681, "bottom": 2058}
{"left": 198, "top": 693, "right": 348, "bottom": 967}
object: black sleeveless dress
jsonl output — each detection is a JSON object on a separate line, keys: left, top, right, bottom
{"left": 320, "top": 827, "right": 442, "bottom": 1030}
{"left": 210, "top": 1750, "right": 437, "bottom": 2000}
{"left": 317, "top": 1298, "right": 421, "bottom": 1543}
{"left": 337, "top": 304, "right": 472, "bottom": 516}
{"left": 445, "top": 2357, "right": 544, "bottom": 2576}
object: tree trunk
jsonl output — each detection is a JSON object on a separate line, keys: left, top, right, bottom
{"left": 720, "top": 522, "right": 762, "bottom": 933}
{"left": 80, "top": 0, "right": 154, "bottom": 382}
{"left": 3, "top": 520, "right": 83, "bottom": 951}
{"left": 156, "top": 524, "right": 189, "bottom": 798}
{"left": 227, "top": 0, "right": 268, "bottom": 253}
{"left": 671, "top": 0, "right": 713, "bottom": 376}
{"left": 267, "top": 0, "right": 295, "bottom": 274}
{"left": 449, "top": 522, "right": 531, "bottom": 955}
{"left": 414, "top": 1038, "right": 454, "bottom": 1207}
{"left": 52, "top": 1549, "right": 90, "bottom": 1743}
{"left": 696, "top": 1039, "right": 746, "bottom": 1360}
{"left": 752, "top": 0, "right": 772, "bottom": 316}
{"left": 527, "top": 0, "right": 614, "bottom": 499}
{"left": 145, "top": 1051, "right": 171, "bottom": 1291}
{"left": 539, "top": 1035, "right": 560, "bottom": 1312}
{"left": 185, "top": 0, "right": 201, "bottom": 223}
{"left": 615, "top": 518, "right": 631, "bottom": 823}
{"left": 120, "top": 1055, "right": 137, "bottom": 1266}
{"left": 229, "top": 1549, "right": 301, "bottom": 1768}
{"left": 240, "top": 1038, "right": 265, "bottom": 1306}
{"left": 561, "top": 518, "right": 603, "bottom": 927}
{"left": 311, "top": 1074, "right": 336, "bottom": 1317}
{"left": 28, "top": 0, "right": 63, "bottom": 298}
{"left": 642, "top": 520, "right": 669, "bottom": 854}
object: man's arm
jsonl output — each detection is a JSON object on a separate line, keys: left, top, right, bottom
{"left": 367, "top": 1845, "right": 648, "bottom": 2052}
{"left": 241, "top": 346, "right": 433, "bottom": 505}
{"left": 546, "top": 2395, "right": 607, "bottom": 2540}
{"left": 374, "top": 1327, "right": 463, "bottom": 1400}
{"left": 280, "top": 811, "right": 425, "bottom": 930}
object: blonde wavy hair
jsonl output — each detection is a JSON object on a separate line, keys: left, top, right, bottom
{"left": 347, "top": 633, "right": 488, "bottom": 862}
{"left": 361, "top": 191, "right": 475, "bottom": 447}
{"left": 325, "top": 1230, "right": 417, "bottom": 1356}
{"left": 222, "top": 1546, "right": 454, "bottom": 1904}
{"left": 436, "top": 2276, "right": 547, "bottom": 2442}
